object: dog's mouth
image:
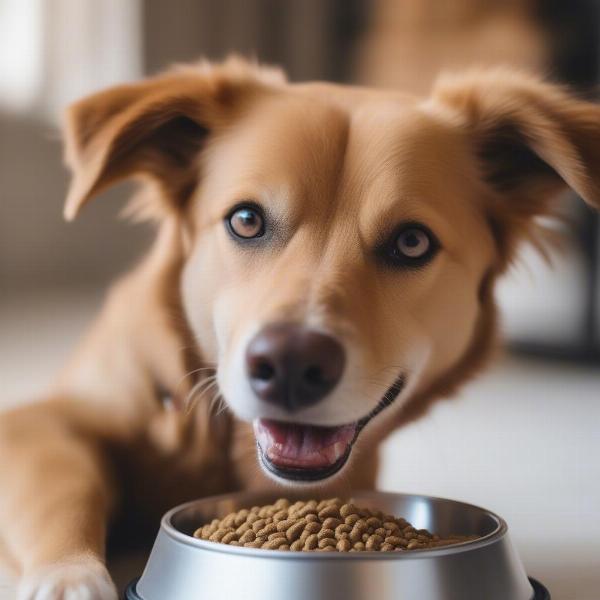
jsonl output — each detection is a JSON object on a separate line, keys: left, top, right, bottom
{"left": 253, "top": 375, "right": 405, "bottom": 482}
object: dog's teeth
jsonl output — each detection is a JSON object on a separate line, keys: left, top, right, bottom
{"left": 331, "top": 441, "right": 347, "bottom": 462}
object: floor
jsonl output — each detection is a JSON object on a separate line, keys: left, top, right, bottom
{"left": 0, "top": 289, "right": 598, "bottom": 599}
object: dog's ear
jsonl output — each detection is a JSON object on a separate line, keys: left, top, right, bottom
{"left": 63, "top": 58, "right": 285, "bottom": 221}
{"left": 429, "top": 69, "right": 600, "bottom": 255}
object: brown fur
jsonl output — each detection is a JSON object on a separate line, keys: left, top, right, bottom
{"left": 1, "top": 58, "right": 599, "bottom": 599}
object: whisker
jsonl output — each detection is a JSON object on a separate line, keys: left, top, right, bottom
{"left": 213, "top": 393, "right": 230, "bottom": 417}
{"left": 206, "top": 383, "right": 223, "bottom": 414}
{"left": 189, "top": 379, "right": 219, "bottom": 414}
{"left": 184, "top": 375, "right": 217, "bottom": 413}
{"left": 176, "top": 367, "right": 216, "bottom": 387}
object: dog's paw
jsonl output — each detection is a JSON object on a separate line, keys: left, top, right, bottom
{"left": 17, "top": 557, "right": 117, "bottom": 600}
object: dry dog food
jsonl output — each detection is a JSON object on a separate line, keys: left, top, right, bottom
{"left": 193, "top": 498, "right": 478, "bottom": 552}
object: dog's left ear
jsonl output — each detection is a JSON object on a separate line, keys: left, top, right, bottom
{"left": 63, "top": 58, "right": 285, "bottom": 220}
{"left": 429, "top": 70, "right": 600, "bottom": 253}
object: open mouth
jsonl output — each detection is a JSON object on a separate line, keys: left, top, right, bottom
{"left": 253, "top": 375, "right": 405, "bottom": 482}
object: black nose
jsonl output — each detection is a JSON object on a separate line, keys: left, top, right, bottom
{"left": 246, "top": 324, "right": 346, "bottom": 412}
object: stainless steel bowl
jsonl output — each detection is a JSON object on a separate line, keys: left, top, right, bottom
{"left": 127, "top": 490, "right": 550, "bottom": 600}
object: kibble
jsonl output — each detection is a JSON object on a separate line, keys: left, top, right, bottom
{"left": 193, "top": 498, "right": 478, "bottom": 552}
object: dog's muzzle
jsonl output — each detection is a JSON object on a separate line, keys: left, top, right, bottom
{"left": 253, "top": 375, "right": 405, "bottom": 482}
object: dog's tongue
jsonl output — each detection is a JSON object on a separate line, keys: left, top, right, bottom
{"left": 254, "top": 418, "right": 356, "bottom": 470}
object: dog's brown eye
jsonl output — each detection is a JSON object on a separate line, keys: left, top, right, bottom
{"left": 379, "top": 223, "right": 439, "bottom": 268}
{"left": 395, "top": 228, "right": 431, "bottom": 258}
{"left": 227, "top": 205, "right": 265, "bottom": 239}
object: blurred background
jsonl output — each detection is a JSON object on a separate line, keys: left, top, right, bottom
{"left": 0, "top": 1, "right": 598, "bottom": 599}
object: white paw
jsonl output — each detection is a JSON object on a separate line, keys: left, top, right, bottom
{"left": 17, "top": 557, "right": 118, "bottom": 600}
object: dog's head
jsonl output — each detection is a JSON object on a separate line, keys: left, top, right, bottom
{"left": 64, "top": 59, "right": 600, "bottom": 484}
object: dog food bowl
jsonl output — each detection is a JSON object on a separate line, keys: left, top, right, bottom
{"left": 125, "top": 490, "right": 550, "bottom": 600}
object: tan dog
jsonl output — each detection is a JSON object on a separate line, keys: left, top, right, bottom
{"left": 1, "top": 59, "right": 599, "bottom": 599}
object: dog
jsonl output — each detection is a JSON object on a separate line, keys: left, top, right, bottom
{"left": 0, "top": 58, "right": 598, "bottom": 599}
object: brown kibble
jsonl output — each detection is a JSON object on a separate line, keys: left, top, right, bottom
{"left": 317, "top": 528, "right": 335, "bottom": 541}
{"left": 222, "top": 513, "right": 236, "bottom": 528}
{"left": 256, "top": 523, "right": 277, "bottom": 537}
{"left": 299, "top": 530, "right": 311, "bottom": 545}
{"left": 322, "top": 517, "right": 342, "bottom": 530}
{"left": 289, "top": 501, "right": 304, "bottom": 515}
{"left": 337, "top": 538, "right": 352, "bottom": 551}
{"left": 290, "top": 539, "right": 304, "bottom": 551}
{"left": 251, "top": 519, "right": 266, "bottom": 532}
{"left": 234, "top": 509, "right": 249, "bottom": 526}
{"left": 349, "top": 522, "right": 366, "bottom": 542}
{"left": 286, "top": 520, "right": 306, "bottom": 542}
{"left": 221, "top": 532, "right": 237, "bottom": 544}
{"left": 335, "top": 523, "right": 352, "bottom": 536}
{"left": 296, "top": 505, "right": 318, "bottom": 518}
{"left": 365, "top": 538, "right": 379, "bottom": 550}
{"left": 305, "top": 521, "right": 321, "bottom": 534}
{"left": 345, "top": 514, "right": 360, "bottom": 526}
{"left": 365, "top": 534, "right": 383, "bottom": 551}
{"left": 246, "top": 513, "right": 260, "bottom": 525}
{"left": 273, "top": 509, "right": 288, "bottom": 523}
{"left": 208, "top": 528, "right": 234, "bottom": 542}
{"left": 385, "top": 535, "right": 404, "bottom": 547}
{"left": 316, "top": 499, "right": 332, "bottom": 511}
{"left": 258, "top": 506, "right": 271, "bottom": 518}
{"left": 195, "top": 498, "right": 479, "bottom": 553}
{"left": 239, "top": 530, "right": 256, "bottom": 544}
{"left": 318, "top": 505, "right": 340, "bottom": 520}
{"left": 276, "top": 518, "right": 295, "bottom": 532}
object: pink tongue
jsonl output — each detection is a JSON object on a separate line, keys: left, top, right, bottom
{"left": 254, "top": 418, "right": 356, "bottom": 470}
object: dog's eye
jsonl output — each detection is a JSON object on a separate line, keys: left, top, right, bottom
{"left": 396, "top": 228, "right": 431, "bottom": 258}
{"left": 381, "top": 224, "right": 439, "bottom": 268}
{"left": 226, "top": 205, "right": 265, "bottom": 239}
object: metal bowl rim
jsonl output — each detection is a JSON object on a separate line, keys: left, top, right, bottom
{"left": 160, "top": 490, "right": 507, "bottom": 561}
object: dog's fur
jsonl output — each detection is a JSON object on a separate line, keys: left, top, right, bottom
{"left": 1, "top": 59, "right": 599, "bottom": 599}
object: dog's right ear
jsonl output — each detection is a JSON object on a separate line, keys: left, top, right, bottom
{"left": 63, "top": 58, "right": 285, "bottom": 221}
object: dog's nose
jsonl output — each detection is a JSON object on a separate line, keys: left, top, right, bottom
{"left": 246, "top": 324, "right": 346, "bottom": 411}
